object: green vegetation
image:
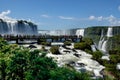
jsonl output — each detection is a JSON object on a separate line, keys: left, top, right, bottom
{"left": 37, "top": 38, "right": 51, "bottom": 46}
{"left": 96, "top": 35, "right": 120, "bottom": 79}
{"left": 0, "top": 38, "right": 93, "bottom": 80}
{"left": 92, "top": 51, "right": 102, "bottom": 60}
{"left": 74, "top": 37, "right": 102, "bottom": 60}
{"left": 74, "top": 37, "right": 116, "bottom": 79}
{"left": 74, "top": 37, "right": 92, "bottom": 51}
{"left": 1, "top": 33, "right": 120, "bottom": 79}
{"left": 108, "top": 35, "right": 120, "bottom": 50}
{"left": 74, "top": 27, "right": 120, "bottom": 79}
{"left": 74, "top": 42, "right": 90, "bottom": 51}
{"left": 84, "top": 26, "right": 108, "bottom": 44}
{"left": 84, "top": 26, "right": 120, "bottom": 50}
{"left": 105, "top": 35, "right": 120, "bottom": 79}
{"left": 37, "top": 38, "right": 46, "bottom": 44}
{"left": 110, "top": 54, "right": 120, "bottom": 64}
{"left": 41, "top": 42, "right": 51, "bottom": 46}
{"left": 64, "top": 41, "right": 72, "bottom": 46}
{"left": 84, "top": 27, "right": 120, "bottom": 79}
{"left": 82, "top": 37, "right": 93, "bottom": 45}
{"left": 50, "top": 46, "right": 60, "bottom": 54}
{"left": 85, "top": 26, "right": 108, "bottom": 36}
{"left": 49, "top": 67, "right": 91, "bottom": 80}
{"left": 25, "top": 50, "right": 57, "bottom": 80}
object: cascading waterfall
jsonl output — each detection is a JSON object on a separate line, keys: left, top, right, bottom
{"left": 98, "top": 27, "right": 113, "bottom": 53}
{"left": 75, "top": 29, "right": 84, "bottom": 37}
{"left": 101, "top": 40, "right": 108, "bottom": 52}
{"left": 98, "top": 30, "right": 104, "bottom": 50}
{"left": 0, "top": 19, "right": 38, "bottom": 35}
{"left": 91, "top": 45, "right": 97, "bottom": 52}
{"left": 107, "top": 27, "right": 113, "bottom": 37}
{"left": 7, "top": 21, "right": 17, "bottom": 34}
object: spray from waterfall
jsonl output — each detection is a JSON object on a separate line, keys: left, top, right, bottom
{"left": 48, "top": 30, "right": 71, "bottom": 36}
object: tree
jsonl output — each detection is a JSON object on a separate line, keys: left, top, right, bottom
{"left": 26, "top": 50, "right": 57, "bottom": 80}
{"left": 0, "top": 38, "right": 8, "bottom": 50}
{"left": 7, "top": 49, "right": 29, "bottom": 80}
{"left": 0, "top": 38, "right": 93, "bottom": 80}
{"left": 0, "top": 59, "right": 7, "bottom": 80}
{"left": 49, "top": 67, "right": 91, "bottom": 80}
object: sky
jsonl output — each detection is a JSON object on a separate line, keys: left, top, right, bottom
{"left": 0, "top": 0, "right": 120, "bottom": 30}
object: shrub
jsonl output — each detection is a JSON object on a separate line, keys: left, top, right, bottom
{"left": 64, "top": 41, "right": 71, "bottom": 46}
{"left": 110, "top": 54, "right": 120, "bottom": 64}
{"left": 41, "top": 42, "right": 51, "bottom": 46}
{"left": 109, "top": 49, "right": 120, "bottom": 55}
{"left": 74, "top": 42, "right": 91, "bottom": 50}
{"left": 85, "top": 49, "right": 92, "bottom": 54}
{"left": 82, "top": 37, "right": 93, "bottom": 45}
{"left": 50, "top": 46, "right": 60, "bottom": 54}
{"left": 92, "top": 51, "right": 103, "bottom": 60}
{"left": 37, "top": 39, "right": 46, "bottom": 44}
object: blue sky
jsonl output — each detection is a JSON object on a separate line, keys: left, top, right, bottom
{"left": 0, "top": 0, "right": 120, "bottom": 30}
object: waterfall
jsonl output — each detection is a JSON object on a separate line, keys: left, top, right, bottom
{"left": 75, "top": 29, "right": 84, "bottom": 37}
{"left": 98, "top": 27, "right": 113, "bottom": 53}
{"left": 91, "top": 45, "right": 97, "bottom": 52}
{"left": 98, "top": 30, "right": 104, "bottom": 50}
{"left": 0, "top": 19, "right": 38, "bottom": 35}
{"left": 107, "top": 27, "right": 113, "bottom": 37}
{"left": 101, "top": 40, "right": 107, "bottom": 52}
{"left": 7, "top": 21, "right": 17, "bottom": 34}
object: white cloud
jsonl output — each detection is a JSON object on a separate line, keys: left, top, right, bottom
{"left": 89, "top": 16, "right": 95, "bottom": 20}
{"left": 97, "top": 16, "right": 103, "bottom": 21}
{"left": 58, "top": 16, "right": 74, "bottom": 20}
{"left": 0, "top": 10, "right": 17, "bottom": 22}
{"left": 106, "top": 15, "right": 116, "bottom": 22}
{"left": 0, "top": 10, "right": 11, "bottom": 19}
{"left": 118, "top": 5, "right": 120, "bottom": 11}
{"left": 0, "top": 10, "right": 11, "bottom": 16}
{"left": 41, "top": 14, "right": 51, "bottom": 18}
{"left": 89, "top": 15, "right": 103, "bottom": 21}
{"left": 88, "top": 15, "right": 120, "bottom": 25}
{"left": 107, "top": 15, "right": 120, "bottom": 25}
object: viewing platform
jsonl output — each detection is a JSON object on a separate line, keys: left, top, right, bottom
{"left": 0, "top": 34, "right": 82, "bottom": 44}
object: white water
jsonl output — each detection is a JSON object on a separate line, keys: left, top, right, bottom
{"left": 101, "top": 40, "right": 107, "bottom": 52}
{"left": 7, "top": 22, "right": 17, "bottom": 34}
{"left": 46, "top": 47, "right": 104, "bottom": 78}
{"left": 0, "top": 19, "right": 38, "bottom": 35}
{"left": 98, "top": 27, "right": 113, "bottom": 53}
{"left": 76, "top": 29, "right": 84, "bottom": 37}
{"left": 98, "top": 30, "right": 104, "bottom": 50}
{"left": 43, "top": 30, "right": 71, "bottom": 36}
{"left": 91, "top": 45, "right": 97, "bottom": 52}
{"left": 107, "top": 27, "right": 113, "bottom": 37}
